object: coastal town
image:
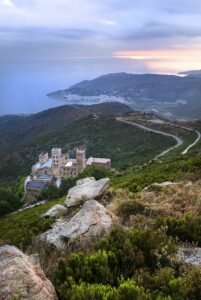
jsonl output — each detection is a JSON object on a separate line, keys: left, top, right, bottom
{"left": 25, "top": 147, "right": 111, "bottom": 201}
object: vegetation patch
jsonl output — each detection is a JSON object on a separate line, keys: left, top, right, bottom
{"left": 0, "top": 197, "right": 64, "bottom": 250}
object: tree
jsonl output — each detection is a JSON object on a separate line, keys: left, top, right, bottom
{"left": 39, "top": 184, "right": 60, "bottom": 200}
{"left": 0, "top": 188, "right": 21, "bottom": 216}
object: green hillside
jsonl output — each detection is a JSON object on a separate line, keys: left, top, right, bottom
{"left": 1, "top": 106, "right": 201, "bottom": 299}
{"left": 0, "top": 106, "right": 175, "bottom": 185}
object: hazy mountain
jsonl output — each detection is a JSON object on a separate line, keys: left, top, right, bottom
{"left": 48, "top": 73, "right": 201, "bottom": 120}
{"left": 179, "top": 70, "right": 201, "bottom": 77}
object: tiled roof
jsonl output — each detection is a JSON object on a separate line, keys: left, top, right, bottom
{"left": 86, "top": 157, "right": 111, "bottom": 165}
{"left": 38, "top": 174, "right": 52, "bottom": 180}
{"left": 26, "top": 181, "right": 48, "bottom": 190}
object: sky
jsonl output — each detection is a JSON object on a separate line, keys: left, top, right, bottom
{"left": 1, "top": 0, "right": 201, "bottom": 73}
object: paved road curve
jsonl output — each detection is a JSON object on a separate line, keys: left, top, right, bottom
{"left": 116, "top": 117, "right": 200, "bottom": 159}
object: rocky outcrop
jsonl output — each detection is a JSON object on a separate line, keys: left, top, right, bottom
{"left": 61, "top": 199, "right": 117, "bottom": 239}
{"left": 65, "top": 177, "right": 110, "bottom": 207}
{"left": 177, "top": 247, "right": 201, "bottom": 266}
{"left": 76, "top": 177, "right": 96, "bottom": 185}
{"left": 41, "top": 204, "right": 67, "bottom": 219}
{"left": 0, "top": 245, "right": 57, "bottom": 300}
{"left": 38, "top": 200, "right": 118, "bottom": 252}
{"left": 143, "top": 180, "right": 192, "bottom": 192}
{"left": 143, "top": 181, "right": 174, "bottom": 192}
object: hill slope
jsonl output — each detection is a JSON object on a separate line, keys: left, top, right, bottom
{"left": 0, "top": 102, "right": 132, "bottom": 155}
{"left": 0, "top": 103, "right": 175, "bottom": 184}
{"left": 49, "top": 72, "right": 201, "bottom": 120}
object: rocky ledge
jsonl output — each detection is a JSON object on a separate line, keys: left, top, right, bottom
{"left": 177, "top": 247, "right": 201, "bottom": 266}
{"left": 0, "top": 245, "right": 57, "bottom": 300}
{"left": 38, "top": 199, "right": 118, "bottom": 252}
{"left": 40, "top": 204, "right": 67, "bottom": 219}
{"left": 65, "top": 177, "right": 110, "bottom": 207}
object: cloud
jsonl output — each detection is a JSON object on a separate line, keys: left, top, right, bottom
{"left": 100, "top": 20, "right": 117, "bottom": 27}
{"left": 0, "top": 0, "right": 14, "bottom": 7}
{"left": 1, "top": 0, "right": 201, "bottom": 73}
{"left": 113, "top": 46, "right": 201, "bottom": 73}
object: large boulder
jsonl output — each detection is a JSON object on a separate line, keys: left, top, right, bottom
{"left": 65, "top": 177, "right": 110, "bottom": 207}
{"left": 0, "top": 245, "right": 57, "bottom": 300}
{"left": 38, "top": 200, "right": 118, "bottom": 252}
{"left": 76, "top": 177, "right": 96, "bottom": 185}
{"left": 61, "top": 199, "right": 117, "bottom": 239}
{"left": 40, "top": 204, "right": 67, "bottom": 219}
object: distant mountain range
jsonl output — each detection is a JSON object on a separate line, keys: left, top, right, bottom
{"left": 179, "top": 70, "right": 201, "bottom": 77}
{"left": 48, "top": 72, "right": 201, "bottom": 120}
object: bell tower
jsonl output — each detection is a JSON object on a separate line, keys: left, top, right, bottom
{"left": 76, "top": 149, "right": 86, "bottom": 171}
{"left": 51, "top": 148, "right": 62, "bottom": 177}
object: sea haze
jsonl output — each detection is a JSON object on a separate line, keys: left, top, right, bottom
{"left": 0, "top": 57, "right": 145, "bottom": 115}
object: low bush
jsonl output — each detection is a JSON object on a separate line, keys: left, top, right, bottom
{"left": 156, "top": 214, "right": 201, "bottom": 245}
{"left": 0, "top": 188, "right": 22, "bottom": 217}
{"left": 117, "top": 200, "right": 145, "bottom": 221}
{"left": 0, "top": 197, "right": 64, "bottom": 250}
{"left": 52, "top": 227, "right": 176, "bottom": 299}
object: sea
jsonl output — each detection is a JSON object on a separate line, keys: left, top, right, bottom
{"left": 0, "top": 57, "right": 142, "bottom": 115}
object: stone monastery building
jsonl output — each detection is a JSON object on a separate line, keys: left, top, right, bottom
{"left": 32, "top": 148, "right": 111, "bottom": 180}
{"left": 25, "top": 148, "right": 111, "bottom": 201}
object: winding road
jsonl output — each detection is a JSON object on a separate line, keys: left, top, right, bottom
{"left": 116, "top": 117, "right": 200, "bottom": 160}
{"left": 68, "top": 106, "right": 200, "bottom": 159}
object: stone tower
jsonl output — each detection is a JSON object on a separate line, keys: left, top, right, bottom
{"left": 51, "top": 148, "right": 62, "bottom": 177}
{"left": 76, "top": 149, "right": 86, "bottom": 171}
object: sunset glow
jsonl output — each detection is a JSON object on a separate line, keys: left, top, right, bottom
{"left": 113, "top": 48, "right": 201, "bottom": 73}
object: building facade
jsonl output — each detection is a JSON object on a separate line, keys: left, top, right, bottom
{"left": 32, "top": 148, "right": 86, "bottom": 179}
{"left": 26, "top": 147, "right": 111, "bottom": 202}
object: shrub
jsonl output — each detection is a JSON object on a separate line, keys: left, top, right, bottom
{"left": 156, "top": 214, "right": 201, "bottom": 245}
{"left": 0, "top": 197, "right": 64, "bottom": 250}
{"left": 117, "top": 280, "right": 150, "bottom": 300}
{"left": 52, "top": 227, "right": 176, "bottom": 298}
{"left": 0, "top": 188, "right": 21, "bottom": 216}
{"left": 183, "top": 267, "right": 201, "bottom": 300}
{"left": 117, "top": 200, "right": 145, "bottom": 221}
{"left": 59, "top": 177, "right": 77, "bottom": 196}
{"left": 97, "top": 228, "right": 176, "bottom": 273}
{"left": 39, "top": 184, "right": 61, "bottom": 200}
{"left": 81, "top": 166, "right": 111, "bottom": 180}
{"left": 58, "top": 282, "right": 118, "bottom": 300}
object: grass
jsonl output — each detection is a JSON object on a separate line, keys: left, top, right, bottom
{"left": 112, "top": 154, "right": 201, "bottom": 193}
{"left": 0, "top": 197, "right": 64, "bottom": 250}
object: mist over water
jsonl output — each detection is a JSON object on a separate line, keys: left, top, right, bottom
{"left": 0, "top": 57, "right": 145, "bottom": 115}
